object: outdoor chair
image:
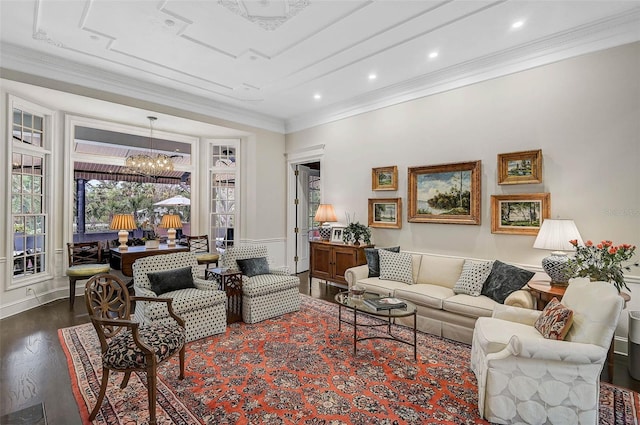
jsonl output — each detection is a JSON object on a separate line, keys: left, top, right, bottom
{"left": 186, "top": 235, "right": 219, "bottom": 278}
{"left": 66, "top": 241, "right": 110, "bottom": 310}
{"left": 84, "top": 274, "right": 185, "bottom": 425}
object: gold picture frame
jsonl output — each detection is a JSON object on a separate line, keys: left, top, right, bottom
{"left": 497, "top": 149, "right": 542, "bottom": 185}
{"left": 368, "top": 198, "right": 402, "bottom": 229}
{"left": 408, "top": 161, "right": 481, "bottom": 225}
{"left": 491, "top": 193, "right": 551, "bottom": 235}
{"left": 372, "top": 166, "right": 398, "bottom": 191}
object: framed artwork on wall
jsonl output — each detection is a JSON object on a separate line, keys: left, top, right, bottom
{"left": 497, "top": 149, "right": 542, "bottom": 185}
{"left": 368, "top": 198, "right": 402, "bottom": 229}
{"left": 408, "top": 160, "right": 481, "bottom": 225}
{"left": 372, "top": 166, "right": 398, "bottom": 191}
{"left": 330, "top": 226, "right": 345, "bottom": 243}
{"left": 491, "top": 193, "right": 550, "bottom": 235}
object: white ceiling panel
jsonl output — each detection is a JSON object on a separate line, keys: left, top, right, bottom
{"left": 1, "top": 0, "right": 639, "bottom": 133}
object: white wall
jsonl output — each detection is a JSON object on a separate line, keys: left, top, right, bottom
{"left": 286, "top": 42, "right": 640, "bottom": 348}
{"left": 0, "top": 78, "right": 288, "bottom": 317}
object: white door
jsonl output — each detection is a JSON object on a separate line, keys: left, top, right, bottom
{"left": 295, "top": 165, "right": 312, "bottom": 272}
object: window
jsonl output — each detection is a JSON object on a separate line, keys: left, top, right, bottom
{"left": 10, "top": 103, "right": 51, "bottom": 283}
{"left": 210, "top": 142, "right": 238, "bottom": 251}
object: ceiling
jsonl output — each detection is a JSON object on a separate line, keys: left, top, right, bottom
{"left": 1, "top": 1, "right": 639, "bottom": 133}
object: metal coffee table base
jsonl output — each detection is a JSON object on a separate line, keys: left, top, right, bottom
{"left": 337, "top": 303, "right": 417, "bottom": 360}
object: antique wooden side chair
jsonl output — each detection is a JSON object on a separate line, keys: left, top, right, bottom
{"left": 85, "top": 274, "right": 186, "bottom": 425}
{"left": 66, "top": 241, "right": 110, "bottom": 310}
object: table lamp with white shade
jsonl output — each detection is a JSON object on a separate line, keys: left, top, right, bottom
{"left": 533, "top": 219, "right": 583, "bottom": 286}
{"left": 314, "top": 204, "right": 337, "bottom": 241}
{"left": 160, "top": 214, "right": 183, "bottom": 247}
{"left": 110, "top": 214, "right": 137, "bottom": 251}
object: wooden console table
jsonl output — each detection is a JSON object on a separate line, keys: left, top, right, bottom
{"left": 309, "top": 241, "right": 373, "bottom": 288}
{"left": 110, "top": 244, "right": 189, "bottom": 277}
{"left": 527, "top": 277, "right": 630, "bottom": 383}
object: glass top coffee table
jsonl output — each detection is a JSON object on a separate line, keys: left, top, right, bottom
{"left": 335, "top": 290, "right": 417, "bottom": 359}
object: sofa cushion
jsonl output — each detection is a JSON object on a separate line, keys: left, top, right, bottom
{"left": 443, "top": 294, "right": 496, "bottom": 319}
{"left": 394, "top": 284, "right": 454, "bottom": 310}
{"left": 244, "top": 274, "right": 300, "bottom": 297}
{"left": 379, "top": 250, "right": 414, "bottom": 284}
{"left": 237, "top": 257, "right": 270, "bottom": 277}
{"left": 534, "top": 297, "right": 574, "bottom": 340}
{"left": 415, "top": 255, "right": 465, "bottom": 288}
{"left": 364, "top": 246, "right": 401, "bottom": 277}
{"left": 143, "top": 287, "right": 226, "bottom": 319}
{"left": 453, "top": 260, "right": 494, "bottom": 296}
{"left": 147, "top": 266, "right": 195, "bottom": 296}
{"left": 355, "top": 278, "right": 412, "bottom": 297}
{"left": 481, "top": 260, "right": 535, "bottom": 303}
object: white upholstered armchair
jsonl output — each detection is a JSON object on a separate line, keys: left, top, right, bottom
{"left": 133, "top": 252, "right": 227, "bottom": 341}
{"left": 471, "top": 278, "right": 624, "bottom": 424}
{"left": 221, "top": 244, "right": 300, "bottom": 324}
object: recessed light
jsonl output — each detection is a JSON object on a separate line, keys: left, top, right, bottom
{"left": 165, "top": 19, "right": 176, "bottom": 27}
{"left": 428, "top": 51, "right": 439, "bottom": 59}
{"left": 511, "top": 20, "right": 524, "bottom": 29}
{"left": 368, "top": 73, "right": 377, "bottom": 81}
{"left": 90, "top": 35, "right": 99, "bottom": 41}
{"left": 313, "top": 93, "right": 322, "bottom": 100}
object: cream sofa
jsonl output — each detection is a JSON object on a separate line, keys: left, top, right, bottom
{"left": 344, "top": 252, "right": 538, "bottom": 344}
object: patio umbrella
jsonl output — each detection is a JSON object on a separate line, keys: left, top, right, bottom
{"left": 153, "top": 195, "right": 191, "bottom": 206}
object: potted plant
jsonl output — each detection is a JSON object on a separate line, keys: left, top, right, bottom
{"left": 342, "top": 222, "right": 371, "bottom": 246}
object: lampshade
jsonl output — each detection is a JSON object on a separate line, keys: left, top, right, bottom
{"left": 110, "top": 214, "right": 136, "bottom": 251}
{"left": 159, "top": 214, "right": 183, "bottom": 229}
{"left": 533, "top": 219, "right": 583, "bottom": 286}
{"left": 110, "top": 214, "right": 137, "bottom": 231}
{"left": 314, "top": 204, "right": 337, "bottom": 223}
{"left": 314, "top": 204, "right": 337, "bottom": 241}
{"left": 160, "top": 214, "right": 182, "bottom": 246}
{"left": 533, "top": 219, "right": 583, "bottom": 252}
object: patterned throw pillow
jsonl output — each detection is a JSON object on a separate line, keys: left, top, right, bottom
{"left": 379, "top": 249, "right": 414, "bottom": 285}
{"left": 534, "top": 297, "right": 574, "bottom": 340}
{"left": 453, "top": 260, "right": 494, "bottom": 296}
{"left": 364, "top": 246, "right": 401, "bottom": 277}
{"left": 481, "top": 260, "right": 535, "bottom": 303}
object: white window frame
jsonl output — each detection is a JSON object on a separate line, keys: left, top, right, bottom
{"left": 6, "top": 95, "right": 55, "bottom": 288}
{"left": 208, "top": 139, "right": 240, "bottom": 251}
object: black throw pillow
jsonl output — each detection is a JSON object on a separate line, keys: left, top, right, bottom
{"left": 236, "top": 257, "right": 270, "bottom": 277}
{"left": 364, "top": 246, "right": 401, "bottom": 277}
{"left": 147, "top": 266, "right": 195, "bottom": 296}
{"left": 481, "top": 260, "right": 535, "bottom": 304}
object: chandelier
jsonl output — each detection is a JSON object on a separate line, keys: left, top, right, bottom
{"left": 125, "top": 116, "right": 174, "bottom": 176}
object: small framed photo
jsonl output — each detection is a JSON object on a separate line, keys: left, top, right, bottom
{"left": 368, "top": 198, "right": 402, "bottom": 229}
{"left": 372, "top": 166, "right": 398, "bottom": 191}
{"left": 330, "top": 226, "right": 345, "bottom": 243}
{"left": 491, "top": 193, "right": 550, "bottom": 235}
{"left": 497, "top": 149, "right": 542, "bottom": 185}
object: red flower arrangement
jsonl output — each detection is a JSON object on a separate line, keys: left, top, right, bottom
{"left": 567, "top": 239, "right": 638, "bottom": 292}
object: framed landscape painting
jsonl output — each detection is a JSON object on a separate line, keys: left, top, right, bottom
{"left": 497, "top": 149, "right": 542, "bottom": 185}
{"left": 491, "top": 193, "right": 550, "bottom": 235}
{"left": 372, "top": 166, "right": 398, "bottom": 191}
{"left": 368, "top": 198, "right": 402, "bottom": 229}
{"left": 408, "top": 161, "right": 481, "bottom": 225}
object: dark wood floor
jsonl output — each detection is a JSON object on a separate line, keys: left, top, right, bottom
{"left": 1, "top": 274, "right": 638, "bottom": 424}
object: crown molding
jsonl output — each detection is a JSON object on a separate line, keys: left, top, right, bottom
{"left": 285, "top": 8, "right": 640, "bottom": 133}
{"left": 0, "top": 42, "right": 286, "bottom": 133}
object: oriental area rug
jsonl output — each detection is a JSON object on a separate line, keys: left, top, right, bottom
{"left": 59, "top": 295, "right": 639, "bottom": 424}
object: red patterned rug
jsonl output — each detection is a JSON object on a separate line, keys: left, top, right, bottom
{"left": 60, "top": 295, "right": 639, "bottom": 424}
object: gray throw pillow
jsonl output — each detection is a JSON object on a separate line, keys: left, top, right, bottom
{"left": 364, "top": 246, "right": 401, "bottom": 277}
{"left": 481, "top": 260, "right": 535, "bottom": 303}
{"left": 236, "top": 257, "right": 270, "bottom": 277}
{"left": 147, "top": 266, "right": 195, "bottom": 295}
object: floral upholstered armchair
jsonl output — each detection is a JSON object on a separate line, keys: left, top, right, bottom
{"left": 221, "top": 244, "right": 300, "bottom": 324}
{"left": 133, "top": 251, "right": 227, "bottom": 341}
{"left": 471, "top": 278, "right": 624, "bottom": 424}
